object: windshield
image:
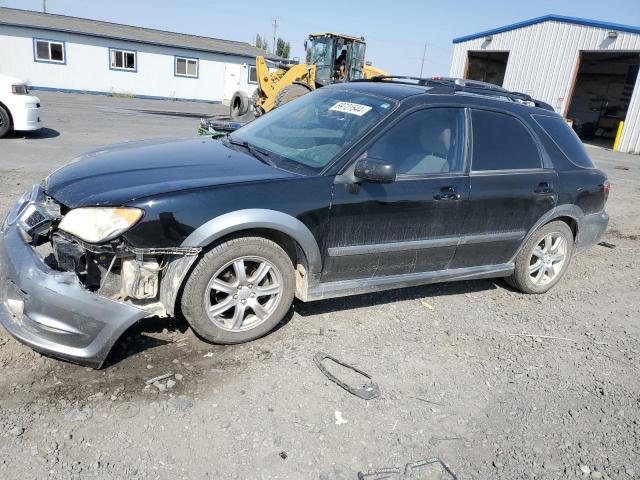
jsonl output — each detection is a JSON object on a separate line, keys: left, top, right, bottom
{"left": 310, "top": 37, "right": 335, "bottom": 86}
{"left": 230, "top": 88, "right": 396, "bottom": 174}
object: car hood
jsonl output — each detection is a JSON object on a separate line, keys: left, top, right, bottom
{"left": 45, "top": 137, "right": 298, "bottom": 207}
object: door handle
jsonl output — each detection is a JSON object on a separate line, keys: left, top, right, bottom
{"left": 534, "top": 182, "right": 554, "bottom": 194}
{"left": 434, "top": 186, "right": 461, "bottom": 201}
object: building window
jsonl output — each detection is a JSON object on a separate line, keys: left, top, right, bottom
{"left": 33, "top": 38, "right": 65, "bottom": 64}
{"left": 110, "top": 48, "right": 136, "bottom": 71}
{"left": 248, "top": 65, "right": 257, "bottom": 84}
{"left": 175, "top": 56, "right": 198, "bottom": 78}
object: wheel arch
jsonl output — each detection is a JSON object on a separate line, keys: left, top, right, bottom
{"left": 180, "top": 209, "right": 322, "bottom": 275}
{"left": 511, "top": 204, "right": 585, "bottom": 263}
{"left": 554, "top": 215, "right": 579, "bottom": 240}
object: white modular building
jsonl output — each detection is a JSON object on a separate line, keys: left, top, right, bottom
{"left": 0, "top": 7, "right": 280, "bottom": 104}
{"left": 450, "top": 15, "right": 640, "bottom": 153}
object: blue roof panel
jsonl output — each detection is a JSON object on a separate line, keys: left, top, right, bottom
{"left": 452, "top": 14, "right": 640, "bottom": 44}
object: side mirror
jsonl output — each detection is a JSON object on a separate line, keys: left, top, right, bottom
{"left": 304, "top": 40, "right": 308, "bottom": 51}
{"left": 353, "top": 158, "right": 396, "bottom": 183}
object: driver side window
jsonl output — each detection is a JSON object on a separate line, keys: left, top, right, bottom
{"left": 367, "top": 107, "right": 466, "bottom": 176}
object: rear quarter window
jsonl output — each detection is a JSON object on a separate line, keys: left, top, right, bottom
{"left": 533, "top": 115, "right": 594, "bottom": 169}
{"left": 471, "top": 109, "right": 542, "bottom": 171}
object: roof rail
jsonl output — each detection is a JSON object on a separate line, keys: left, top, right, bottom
{"left": 354, "top": 76, "right": 555, "bottom": 111}
{"left": 355, "top": 75, "right": 446, "bottom": 86}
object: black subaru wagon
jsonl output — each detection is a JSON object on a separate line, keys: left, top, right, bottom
{"left": 0, "top": 78, "right": 609, "bottom": 367}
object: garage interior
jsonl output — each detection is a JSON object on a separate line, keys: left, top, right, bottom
{"left": 567, "top": 51, "right": 640, "bottom": 148}
{"left": 465, "top": 51, "right": 510, "bottom": 86}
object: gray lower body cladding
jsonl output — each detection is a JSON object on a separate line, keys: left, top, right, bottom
{"left": 0, "top": 223, "right": 149, "bottom": 368}
{"left": 576, "top": 212, "right": 609, "bottom": 253}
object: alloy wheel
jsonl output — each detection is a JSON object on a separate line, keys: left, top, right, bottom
{"left": 528, "top": 233, "right": 567, "bottom": 286}
{"left": 205, "top": 256, "right": 282, "bottom": 332}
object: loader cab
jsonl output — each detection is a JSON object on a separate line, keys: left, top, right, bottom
{"left": 307, "top": 33, "right": 367, "bottom": 86}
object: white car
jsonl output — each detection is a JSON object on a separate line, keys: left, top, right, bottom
{"left": 0, "top": 74, "right": 42, "bottom": 138}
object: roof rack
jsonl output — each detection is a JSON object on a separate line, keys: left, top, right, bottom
{"left": 355, "top": 76, "right": 554, "bottom": 111}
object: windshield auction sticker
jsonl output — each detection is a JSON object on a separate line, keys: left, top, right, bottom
{"left": 330, "top": 102, "right": 372, "bottom": 116}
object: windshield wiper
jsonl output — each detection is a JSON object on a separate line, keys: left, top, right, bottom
{"left": 224, "top": 136, "right": 275, "bottom": 167}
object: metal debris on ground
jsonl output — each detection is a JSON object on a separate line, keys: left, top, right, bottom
{"left": 144, "top": 372, "right": 174, "bottom": 385}
{"left": 614, "top": 165, "right": 630, "bottom": 170}
{"left": 411, "top": 396, "right": 447, "bottom": 407}
{"left": 314, "top": 352, "right": 381, "bottom": 400}
{"left": 598, "top": 241, "right": 616, "bottom": 249}
{"left": 357, "top": 457, "right": 458, "bottom": 479}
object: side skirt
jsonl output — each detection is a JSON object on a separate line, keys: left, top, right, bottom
{"left": 302, "top": 263, "right": 514, "bottom": 301}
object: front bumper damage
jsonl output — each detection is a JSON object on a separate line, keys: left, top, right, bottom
{"left": 0, "top": 187, "right": 199, "bottom": 368}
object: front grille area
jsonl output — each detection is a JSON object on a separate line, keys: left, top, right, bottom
{"left": 24, "top": 209, "right": 45, "bottom": 228}
{"left": 9, "top": 186, "right": 64, "bottom": 242}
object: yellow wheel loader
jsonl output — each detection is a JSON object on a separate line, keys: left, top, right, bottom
{"left": 229, "top": 33, "right": 387, "bottom": 118}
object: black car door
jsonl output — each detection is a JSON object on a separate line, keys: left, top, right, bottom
{"left": 449, "top": 108, "right": 558, "bottom": 269}
{"left": 322, "top": 107, "right": 470, "bottom": 282}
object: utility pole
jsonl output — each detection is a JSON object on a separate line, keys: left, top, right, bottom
{"left": 419, "top": 42, "right": 427, "bottom": 78}
{"left": 271, "top": 17, "right": 280, "bottom": 55}
{"left": 43, "top": 0, "right": 47, "bottom": 13}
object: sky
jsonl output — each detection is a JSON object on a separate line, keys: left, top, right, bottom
{"left": 1, "top": 0, "right": 639, "bottom": 77}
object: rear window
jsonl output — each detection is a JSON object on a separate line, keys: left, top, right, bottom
{"left": 471, "top": 109, "right": 541, "bottom": 171}
{"left": 533, "top": 115, "right": 594, "bottom": 169}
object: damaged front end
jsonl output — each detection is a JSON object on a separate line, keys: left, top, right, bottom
{"left": 49, "top": 230, "right": 200, "bottom": 318}
{"left": 0, "top": 185, "right": 200, "bottom": 367}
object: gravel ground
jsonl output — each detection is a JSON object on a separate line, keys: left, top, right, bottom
{"left": 0, "top": 92, "right": 638, "bottom": 479}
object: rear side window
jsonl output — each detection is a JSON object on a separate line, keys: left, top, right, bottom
{"left": 471, "top": 109, "right": 541, "bottom": 171}
{"left": 533, "top": 115, "right": 594, "bottom": 169}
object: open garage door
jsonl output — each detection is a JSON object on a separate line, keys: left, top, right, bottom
{"left": 567, "top": 51, "right": 640, "bottom": 149}
{"left": 465, "top": 51, "right": 509, "bottom": 87}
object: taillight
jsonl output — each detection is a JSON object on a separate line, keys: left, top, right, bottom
{"left": 603, "top": 180, "right": 611, "bottom": 203}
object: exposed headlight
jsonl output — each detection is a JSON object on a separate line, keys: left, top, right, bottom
{"left": 11, "top": 84, "right": 29, "bottom": 95}
{"left": 58, "top": 207, "right": 143, "bottom": 243}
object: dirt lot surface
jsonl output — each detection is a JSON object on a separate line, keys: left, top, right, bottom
{"left": 0, "top": 92, "right": 638, "bottom": 479}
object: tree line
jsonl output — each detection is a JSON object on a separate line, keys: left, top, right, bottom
{"left": 255, "top": 34, "right": 290, "bottom": 59}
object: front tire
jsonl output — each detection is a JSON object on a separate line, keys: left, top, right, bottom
{"left": 0, "top": 106, "right": 11, "bottom": 138}
{"left": 507, "top": 221, "right": 574, "bottom": 294}
{"left": 181, "top": 236, "right": 295, "bottom": 344}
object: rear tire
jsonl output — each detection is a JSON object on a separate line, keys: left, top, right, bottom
{"left": 0, "top": 106, "right": 11, "bottom": 138}
{"left": 274, "top": 84, "right": 310, "bottom": 108}
{"left": 230, "top": 91, "right": 250, "bottom": 117}
{"left": 507, "top": 221, "right": 574, "bottom": 294}
{"left": 181, "top": 236, "right": 295, "bottom": 344}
